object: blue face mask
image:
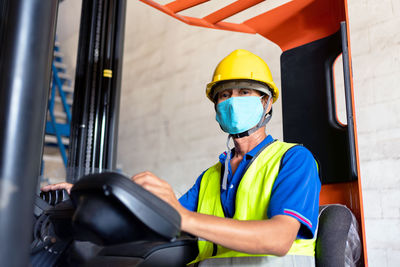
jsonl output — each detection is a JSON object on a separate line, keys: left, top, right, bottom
{"left": 216, "top": 96, "right": 264, "bottom": 134}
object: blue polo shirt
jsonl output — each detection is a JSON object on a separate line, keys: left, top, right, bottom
{"left": 179, "top": 135, "right": 321, "bottom": 239}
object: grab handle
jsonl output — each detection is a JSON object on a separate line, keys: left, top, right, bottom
{"left": 340, "top": 21, "right": 358, "bottom": 180}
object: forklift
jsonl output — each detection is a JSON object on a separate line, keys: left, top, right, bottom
{"left": 0, "top": 0, "right": 367, "bottom": 266}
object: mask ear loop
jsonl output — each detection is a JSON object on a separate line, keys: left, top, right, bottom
{"left": 258, "top": 90, "right": 273, "bottom": 127}
{"left": 246, "top": 90, "right": 273, "bottom": 136}
{"left": 222, "top": 135, "right": 232, "bottom": 190}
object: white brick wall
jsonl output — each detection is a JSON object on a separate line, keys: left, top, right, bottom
{"left": 57, "top": 0, "right": 400, "bottom": 265}
{"left": 349, "top": 0, "right": 400, "bottom": 264}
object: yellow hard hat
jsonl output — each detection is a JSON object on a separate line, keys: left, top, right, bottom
{"left": 206, "top": 49, "right": 279, "bottom": 103}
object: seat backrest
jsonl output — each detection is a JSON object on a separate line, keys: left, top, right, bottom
{"left": 315, "top": 205, "right": 362, "bottom": 267}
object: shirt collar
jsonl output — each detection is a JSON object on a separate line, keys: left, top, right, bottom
{"left": 219, "top": 135, "right": 274, "bottom": 163}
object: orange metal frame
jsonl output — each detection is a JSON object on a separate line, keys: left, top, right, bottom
{"left": 140, "top": 0, "right": 367, "bottom": 265}
{"left": 140, "top": 0, "right": 345, "bottom": 51}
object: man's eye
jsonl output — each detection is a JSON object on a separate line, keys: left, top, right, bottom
{"left": 240, "top": 89, "right": 250, "bottom": 95}
{"left": 221, "top": 92, "right": 229, "bottom": 98}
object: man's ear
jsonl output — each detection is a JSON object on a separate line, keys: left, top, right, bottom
{"left": 262, "top": 95, "right": 272, "bottom": 111}
{"left": 266, "top": 98, "right": 272, "bottom": 113}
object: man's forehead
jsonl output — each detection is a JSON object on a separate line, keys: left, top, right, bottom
{"left": 215, "top": 80, "right": 262, "bottom": 89}
{"left": 212, "top": 80, "right": 271, "bottom": 99}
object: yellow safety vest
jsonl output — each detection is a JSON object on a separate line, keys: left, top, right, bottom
{"left": 192, "top": 140, "right": 315, "bottom": 264}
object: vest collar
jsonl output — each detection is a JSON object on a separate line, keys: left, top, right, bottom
{"left": 218, "top": 135, "right": 275, "bottom": 164}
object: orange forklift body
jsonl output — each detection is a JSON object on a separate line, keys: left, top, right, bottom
{"left": 140, "top": 0, "right": 367, "bottom": 265}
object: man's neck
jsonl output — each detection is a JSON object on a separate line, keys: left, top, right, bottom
{"left": 232, "top": 127, "right": 266, "bottom": 158}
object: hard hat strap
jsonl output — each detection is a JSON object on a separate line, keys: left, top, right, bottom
{"left": 222, "top": 135, "right": 232, "bottom": 190}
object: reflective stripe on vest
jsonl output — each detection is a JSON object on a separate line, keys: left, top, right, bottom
{"left": 192, "top": 141, "right": 316, "bottom": 264}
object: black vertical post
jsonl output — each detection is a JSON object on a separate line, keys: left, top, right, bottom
{"left": 66, "top": 0, "right": 98, "bottom": 181}
{"left": 107, "top": 0, "right": 125, "bottom": 170}
{"left": 67, "top": 0, "right": 126, "bottom": 182}
{"left": 340, "top": 21, "right": 358, "bottom": 180}
{"left": 0, "top": 0, "right": 59, "bottom": 266}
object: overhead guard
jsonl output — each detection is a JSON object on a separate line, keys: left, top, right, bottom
{"left": 140, "top": 0, "right": 345, "bottom": 51}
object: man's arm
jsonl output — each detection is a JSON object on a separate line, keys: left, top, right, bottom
{"left": 182, "top": 211, "right": 300, "bottom": 256}
{"left": 268, "top": 146, "right": 321, "bottom": 239}
{"left": 132, "top": 171, "right": 300, "bottom": 256}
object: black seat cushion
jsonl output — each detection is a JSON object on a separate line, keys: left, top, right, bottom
{"left": 315, "top": 204, "right": 362, "bottom": 267}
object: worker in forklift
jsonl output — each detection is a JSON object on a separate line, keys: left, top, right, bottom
{"left": 43, "top": 49, "right": 321, "bottom": 266}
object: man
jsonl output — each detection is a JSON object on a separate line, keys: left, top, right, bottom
{"left": 132, "top": 49, "right": 321, "bottom": 266}
{"left": 43, "top": 49, "right": 320, "bottom": 266}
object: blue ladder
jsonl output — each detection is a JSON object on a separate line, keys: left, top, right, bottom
{"left": 44, "top": 41, "right": 73, "bottom": 168}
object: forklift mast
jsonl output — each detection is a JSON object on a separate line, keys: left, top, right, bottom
{"left": 67, "top": 0, "right": 126, "bottom": 182}
{"left": 0, "top": 0, "right": 126, "bottom": 266}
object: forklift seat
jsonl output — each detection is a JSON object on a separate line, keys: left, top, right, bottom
{"left": 315, "top": 204, "right": 362, "bottom": 267}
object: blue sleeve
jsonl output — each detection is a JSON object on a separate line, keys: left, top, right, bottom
{"left": 178, "top": 171, "right": 206, "bottom": 212}
{"left": 267, "top": 146, "right": 321, "bottom": 239}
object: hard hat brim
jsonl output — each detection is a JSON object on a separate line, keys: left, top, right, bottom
{"left": 206, "top": 79, "right": 279, "bottom": 103}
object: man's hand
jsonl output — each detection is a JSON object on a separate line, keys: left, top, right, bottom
{"left": 131, "top": 171, "right": 188, "bottom": 221}
{"left": 41, "top": 182, "right": 73, "bottom": 194}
